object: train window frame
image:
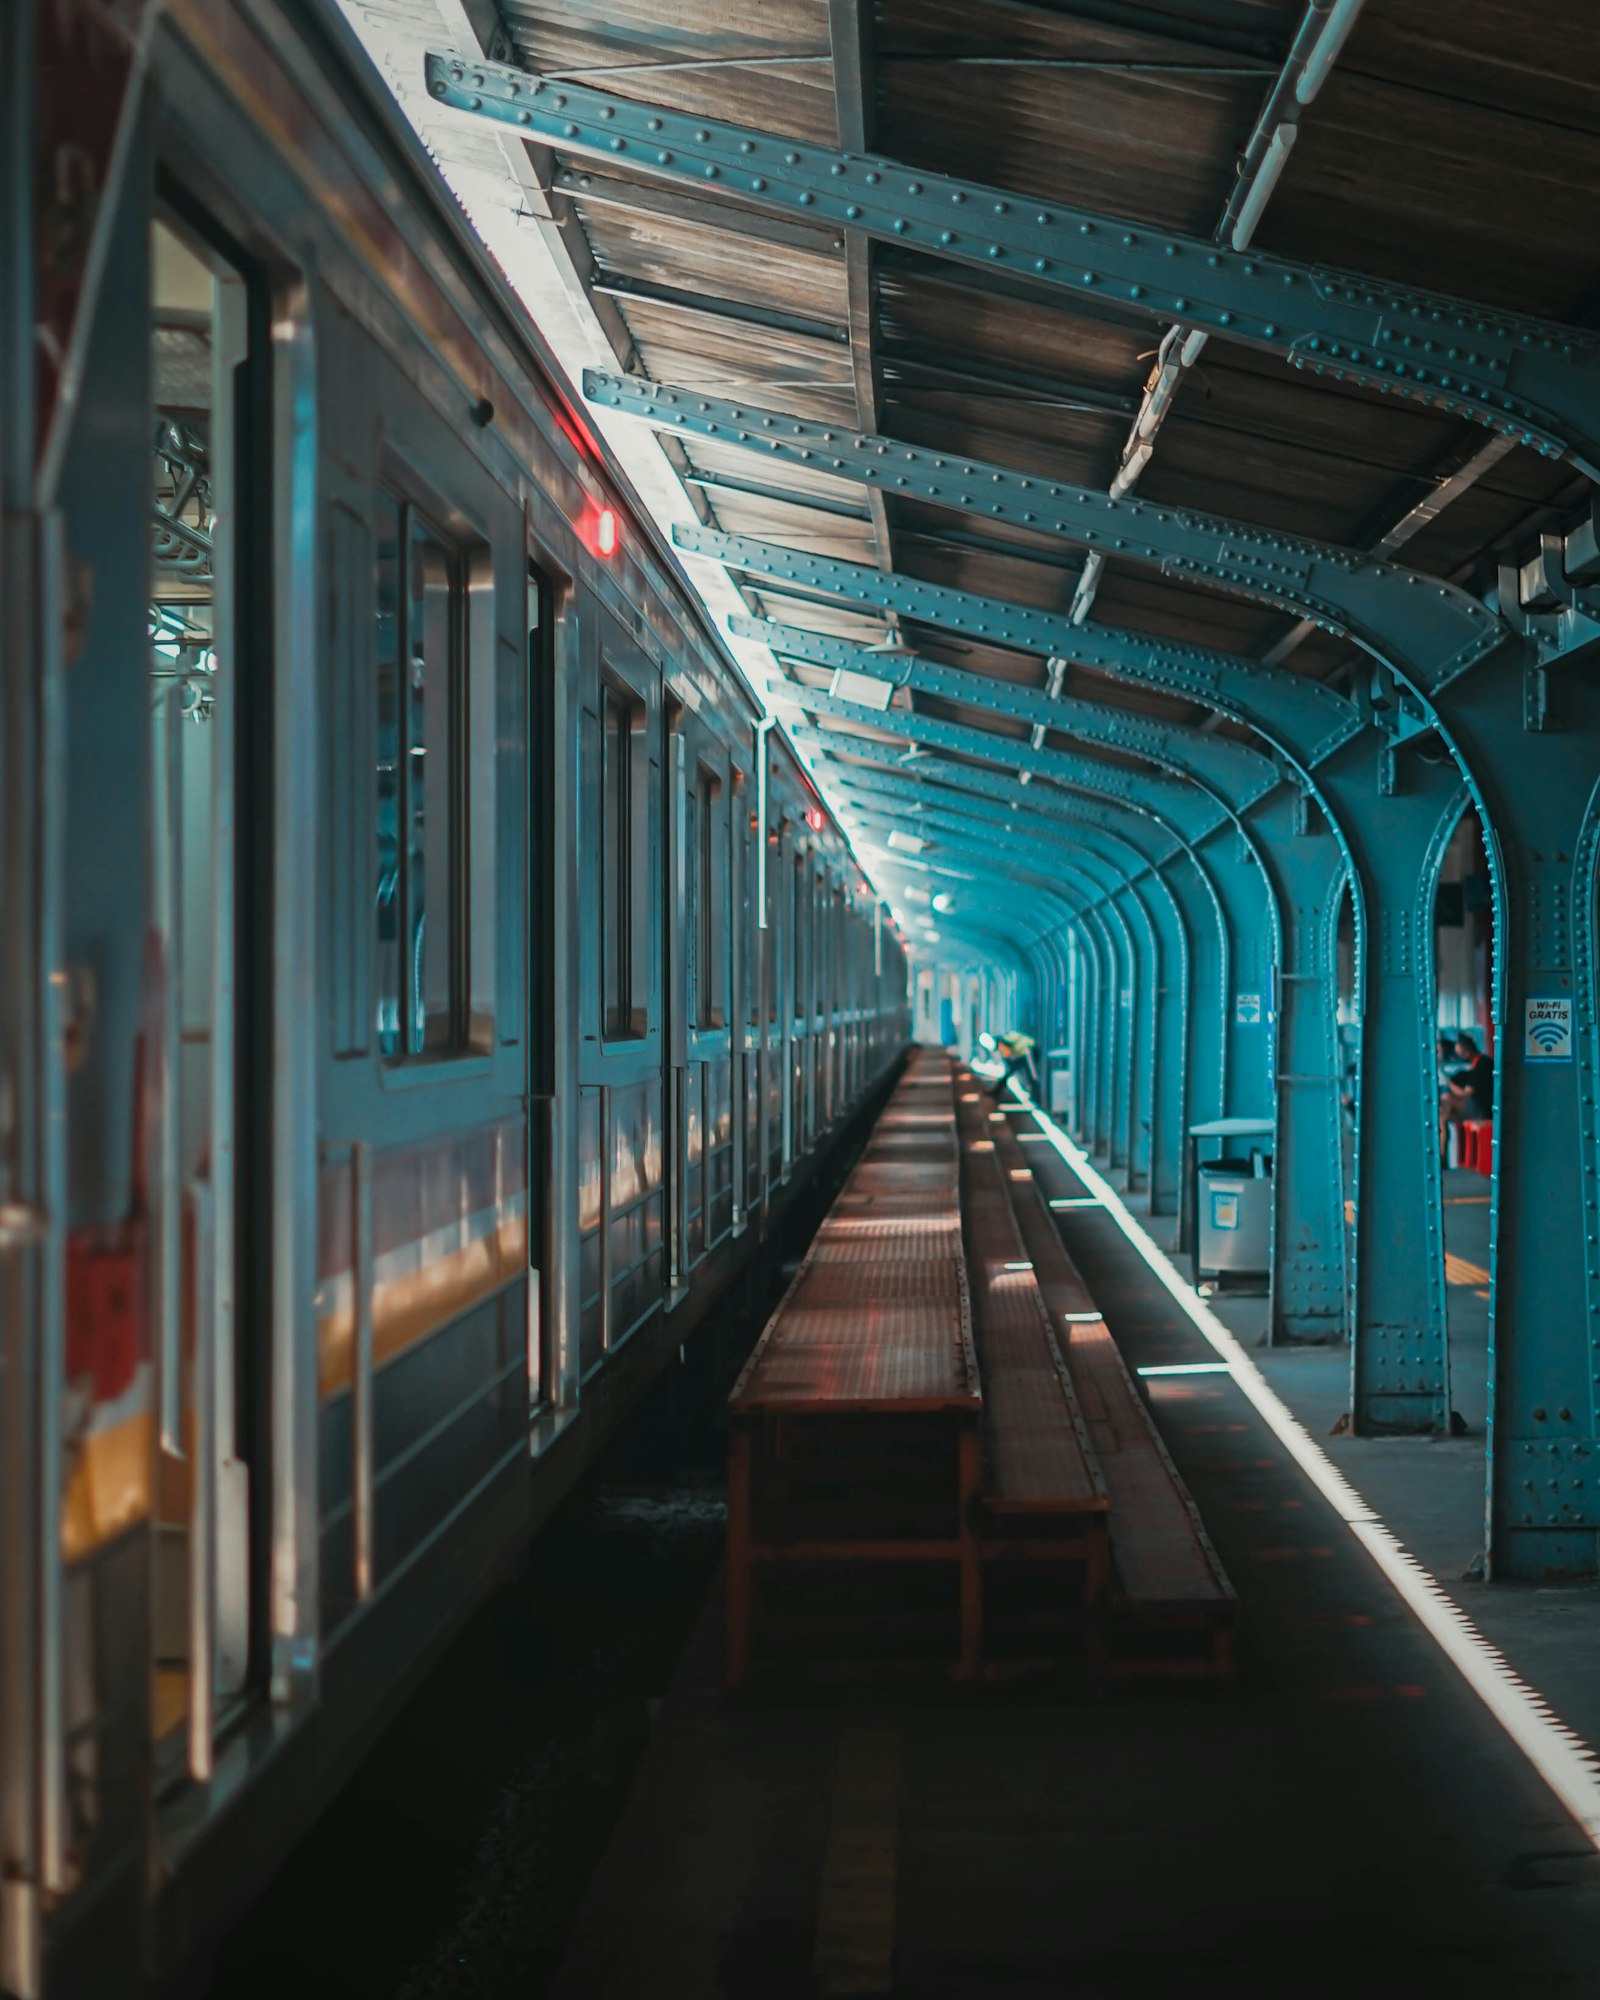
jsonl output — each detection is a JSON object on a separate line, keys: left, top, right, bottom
{"left": 373, "top": 467, "right": 494, "bottom": 1068}
{"left": 695, "top": 759, "right": 726, "bottom": 1032}
{"left": 600, "top": 666, "right": 649, "bottom": 1042}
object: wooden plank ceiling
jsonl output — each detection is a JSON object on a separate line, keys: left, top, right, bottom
{"left": 499, "top": 0, "right": 1600, "bottom": 818}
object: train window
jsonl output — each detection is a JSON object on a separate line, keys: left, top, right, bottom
{"left": 697, "top": 764, "right": 725, "bottom": 1030}
{"left": 375, "top": 489, "right": 465, "bottom": 1058}
{"left": 148, "top": 210, "right": 258, "bottom": 1752}
{"left": 601, "top": 675, "right": 647, "bottom": 1039}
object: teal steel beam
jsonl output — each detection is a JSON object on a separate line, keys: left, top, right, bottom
{"left": 848, "top": 801, "right": 1142, "bottom": 1159}
{"left": 680, "top": 525, "right": 1361, "bottom": 763}
{"left": 793, "top": 681, "right": 1233, "bottom": 841}
{"left": 591, "top": 375, "right": 1510, "bottom": 689}
{"left": 814, "top": 739, "right": 1192, "bottom": 1204}
{"left": 425, "top": 51, "right": 1600, "bottom": 476}
{"left": 838, "top": 780, "right": 1165, "bottom": 1176}
{"left": 737, "top": 613, "right": 1283, "bottom": 807}
{"left": 792, "top": 686, "right": 1255, "bottom": 1142}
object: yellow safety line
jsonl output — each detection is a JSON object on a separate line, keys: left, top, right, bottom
{"left": 814, "top": 1724, "right": 901, "bottom": 1996}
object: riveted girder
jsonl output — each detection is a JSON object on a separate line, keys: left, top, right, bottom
{"left": 738, "top": 614, "right": 1283, "bottom": 809}
{"left": 795, "top": 684, "right": 1268, "bottom": 1130}
{"left": 792, "top": 682, "right": 1229, "bottom": 841}
{"left": 682, "top": 526, "right": 1362, "bottom": 767}
{"left": 812, "top": 736, "right": 1192, "bottom": 1204}
{"left": 591, "top": 375, "right": 1510, "bottom": 689}
{"left": 424, "top": 51, "right": 1600, "bottom": 477}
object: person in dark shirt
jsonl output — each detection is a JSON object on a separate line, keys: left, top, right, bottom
{"left": 1440, "top": 1031, "right": 1494, "bottom": 1160}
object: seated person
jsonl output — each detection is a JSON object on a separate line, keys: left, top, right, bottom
{"left": 987, "top": 1029, "right": 1038, "bottom": 1101}
{"left": 1439, "top": 1031, "right": 1494, "bottom": 1159}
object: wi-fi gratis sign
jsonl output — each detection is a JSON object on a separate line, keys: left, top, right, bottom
{"left": 1524, "top": 995, "right": 1573, "bottom": 1063}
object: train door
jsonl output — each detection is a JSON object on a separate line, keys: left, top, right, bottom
{"left": 578, "top": 631, "right": 662, "bottom": 1368}
{"left": 666, "top": 700, "right": 732, "bottom": 1286}
{"left": 146, "top": 211, "right": 255, "bottom": 1776}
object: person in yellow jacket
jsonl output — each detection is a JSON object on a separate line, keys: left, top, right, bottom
{"left": 988, "top": 1029, "right": 1038, "bottom": 1101}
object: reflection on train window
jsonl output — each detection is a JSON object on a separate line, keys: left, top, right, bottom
{"left": 601, "top": 677, "right": 646, "bottom": 1039}
{"left": 148, "top": 212, "right": 254, "bottom": 1761}
{"left": 376, "top": 489, "right": 462, "bottom": 1057}
{"left": 697, "top": 764, "right": 725, "bottom": 1030}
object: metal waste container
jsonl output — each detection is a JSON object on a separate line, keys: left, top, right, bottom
{"left": 1188, "top": 1118, "right": 1273, "bottom": 1286}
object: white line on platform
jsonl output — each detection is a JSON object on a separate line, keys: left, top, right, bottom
{"left": 1137, "top": 1362, "right": 1232, "bottom": 1376}
{"left": 1013, "top": 1084, "right": 1600, "bottom": 1851}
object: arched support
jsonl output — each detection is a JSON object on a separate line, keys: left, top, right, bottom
{"left": 753, "top": 537, "right": 1491, "bottom": 1395}
{"left": 816, "top": 736, "right": 1195, "bottom": 1209}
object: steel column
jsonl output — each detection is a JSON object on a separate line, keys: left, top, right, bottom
{"left": 1443, "top": 654, "right": 1600, "bottom": 1577}
{"left": 1245, "top": 786, "right": 1351, "bottom": 1344}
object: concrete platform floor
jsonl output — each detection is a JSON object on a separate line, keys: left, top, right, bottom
{"left": 1139, "top": 1160, "right": 1600, "bottom": 1767}
{"left": 550, "top": 1127, "right": 1600, "bottom": 1998}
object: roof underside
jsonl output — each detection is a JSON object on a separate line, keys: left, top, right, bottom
{"left": 386, "top": 0, "right": 1600, "bottom": 958}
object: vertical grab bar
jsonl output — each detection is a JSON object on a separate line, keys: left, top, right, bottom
{"left": 158, "top": 689, "right": 185, "bottom": 1454}
{"left": 38, "top": 515, "right": 69, "bottom": 1896}
{"left": 351, "top": 1141, "right": 375, "bottom": 1602}
{"left": 186, "top": 1179, "right": 217, "bottom": 1783}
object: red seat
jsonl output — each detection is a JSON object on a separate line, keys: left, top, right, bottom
{"left": 1463, "top": 1119, "right": 1493, "bottom": 1175}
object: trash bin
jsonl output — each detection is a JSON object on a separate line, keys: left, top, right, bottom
{"left": 1045, "top": 1047, "right": 1073, "bottom": 1115}
{"left": 1196, "top": 1155, "right": 1272, "bottom": 1281}
{"left": 1186, "top": 1117, "right": 1274, "bottom": 1288}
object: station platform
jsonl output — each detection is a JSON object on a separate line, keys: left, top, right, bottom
{"left": 550, "top": 1060, "right": 1600, "bottom": 1997}
{"left": 1155, "top": 1158, "right": 1600, "bottom": 1773}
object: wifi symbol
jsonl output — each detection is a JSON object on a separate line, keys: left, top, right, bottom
{"left": 1529, "top": 1021, "right": 1567, "bottom": 1054}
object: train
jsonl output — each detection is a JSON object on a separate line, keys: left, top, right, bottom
{"left": 0, "top": 4, "right": 910, "bottom": 1994}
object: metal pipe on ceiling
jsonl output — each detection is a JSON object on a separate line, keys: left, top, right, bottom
{"left": 1041, "top": 0, "right": 1368, "bottom": 721}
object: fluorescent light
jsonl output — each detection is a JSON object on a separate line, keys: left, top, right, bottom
{"left": 828, "top": 665, "right": 895, "bottom": 709}
{"left": 886, "top": 830, "right": 925, "bottom": 854}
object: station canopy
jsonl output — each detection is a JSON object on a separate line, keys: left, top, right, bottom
{"left": 346, "top": 0, "right": 1600, "bottom": 964}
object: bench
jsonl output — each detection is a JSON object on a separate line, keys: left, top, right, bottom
{"left": 980, "top": 1083, "right": 1235, "bottom": 1678}
{"left": 725, "top": 1050, "right": 983, "bottom": 1686}
{"left": 953, "top": 1082, "right": 1109, "bottom": 1664}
